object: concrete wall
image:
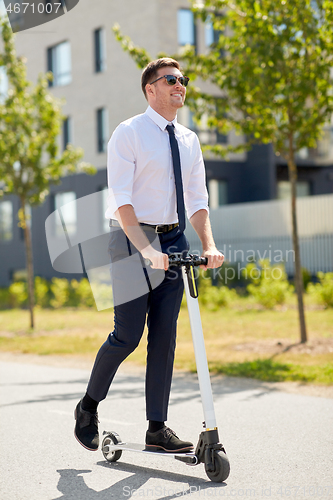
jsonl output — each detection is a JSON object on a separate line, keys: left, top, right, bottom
{"left": 185, "top": 194, "right": 333, "bottom": 275}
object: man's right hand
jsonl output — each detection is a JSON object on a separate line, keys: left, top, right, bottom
{"left": 141, "top": 245, "right": 169, "bottom": 270}
{"left": 115, "top": 206, "right": 168, "bottom": 270}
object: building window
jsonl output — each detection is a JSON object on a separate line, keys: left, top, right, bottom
{"left": 94, "top": 28, "right": 106, "bottom": 73}
{"left": 0, "top": 66, "right": 8, "bottom": 104}
{"left": 62, "top": 116, "right": 72, "bottom": 150}
{"left": 205, "top": 19, "right": 217, "bottom": 46}
{"left": 54, "top": 191, "right": 76, "bottom": 236}
{"left": 0, "top": 200, "right": 13, "bottom": 241}
{"left": 216, "top": 129, "right": 228, "bottom": 145}
{"left": 277, "top": 181, "right": 311, "bottom": 199}
{"left": 205, "top": 16, "right": 223, "bottom": 47}
{"left": 47, "top": 41, "right": 71, "bottom": 87}
{"left": 177, "top": 9, "right": 196, "bottom": 47}
{"left": 208, "top": 180, "right": 228, "bottom": 209}
{"left": 97, "top": 107, "right": 108, "bottom": 153}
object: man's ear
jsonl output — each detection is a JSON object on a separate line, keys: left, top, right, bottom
{"left": 146, "top": 84, "right": 154, "bottom": 97}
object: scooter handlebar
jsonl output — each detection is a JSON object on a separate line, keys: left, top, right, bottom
{"left": 144, "top": 254, "right": 208, "bottom": 268}
{"left": 192, "top": 256, "right": 208, "bottom": 266}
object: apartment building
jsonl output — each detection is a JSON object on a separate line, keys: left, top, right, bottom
{"left": 0, "top": 0, "right": 332, "bottom": 285}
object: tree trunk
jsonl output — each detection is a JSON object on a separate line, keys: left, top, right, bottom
{"left": 20, "top": 199, "right": 35, "bottom": 329}
{"left": 287, "top": 156, "right": 307, "bottom": 343}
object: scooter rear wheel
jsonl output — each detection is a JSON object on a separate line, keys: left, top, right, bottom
{"left": 102, "top": 432, "right": 122, "bottom": 463}
{"left": 205, "top": 450, "right": 230, "bottom": 482}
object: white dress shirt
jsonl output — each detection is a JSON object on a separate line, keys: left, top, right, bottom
{"left": 105, "top": 106, "right": 209, "bottom": 225}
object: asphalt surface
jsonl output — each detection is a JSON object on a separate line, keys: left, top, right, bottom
{"left": 0, "top": 357, "right": 332, "bottom": 500}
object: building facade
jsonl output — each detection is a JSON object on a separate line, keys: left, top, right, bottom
{"left": 0, "top": 0, "right": 333, "bottom": 286}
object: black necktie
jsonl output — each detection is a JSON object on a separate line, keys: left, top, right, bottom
{"left": 166, "top": 124, "right": 186, "bottom": 232}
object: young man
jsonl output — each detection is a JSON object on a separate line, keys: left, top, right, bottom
{"left": 74, "top": 58, "right": 224, "bottom": 453}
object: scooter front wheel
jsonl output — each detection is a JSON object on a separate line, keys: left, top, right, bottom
{"left": 205, "top": 450, "right": 230, "bottom": 483}
{"left": 102, "top": 432, "right": 122, "bottom": 463}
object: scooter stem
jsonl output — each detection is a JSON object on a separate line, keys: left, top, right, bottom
{"left": 182, "top": 267, "right": 217, "bottom": 430}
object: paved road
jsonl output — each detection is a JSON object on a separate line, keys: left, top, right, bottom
{"left": 0, "top": 358, "right": 332, "bottom": 500}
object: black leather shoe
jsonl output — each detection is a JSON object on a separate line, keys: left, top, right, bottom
{"left": 74, "top": 400, "right": 99, "bottom": 451}
{"left": 145, "top": 426, "right": 193, "bottom": 453}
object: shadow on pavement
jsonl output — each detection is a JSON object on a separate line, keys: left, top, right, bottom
{"left": 0, "top": 369, "right": 280, "bottom": 408}
{"left": 55, "top": 461, "right": 227, "bottom": 500}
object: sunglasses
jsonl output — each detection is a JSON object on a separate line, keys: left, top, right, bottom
{"left": 149, "top": 74, "right": 190, "bottom": 87}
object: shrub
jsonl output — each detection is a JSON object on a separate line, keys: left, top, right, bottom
{"left": 89, "top": 282, "right": 113, "bottom": 310}
{"left": 35, "top": 277, "right": 50, "bottom": 308}
{"left": 0, "top": 288, "right": 12, "bottom": 309}
{"left": 302, "top": 267, "right": 312, "bottom": 291}
{"left": 66, "top": 279, "right": 81, "bottom": 307}
{"left": 213, "top": 261, "right": 243, "bottom": 287}
{"left": 1, "top": 276, "right": 98, "bottom": 309}
{"left": 50, "top": 277, "right": 96, "bottom": 309}
{"left": 244, "top": 259, "right": 294, "bottom": 309}
{"left": 199, "top": 284, "right": 237, "bottom": 311}
{"left": 50, "top": 278, "right": 70, "bottom": 308}
{"left": 196, "top": 269, "right": 237, "bottom": 310}
{"left": 8, "top": 281, "right": 28, "bottom": 308}
{"left": 71, "top": 278, "right": 95, "bottom": 308}
{"left": 307, "top": 272, "right": 333, "bottom": 308}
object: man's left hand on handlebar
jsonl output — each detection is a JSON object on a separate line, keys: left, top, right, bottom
{"left": 201, "top": 248, "right": 224, "bottom": 270}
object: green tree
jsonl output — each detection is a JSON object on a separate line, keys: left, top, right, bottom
{"left": 113, "top": 0, "right": 333, "bottom": 343}
{"left": 0, "top": 17, "right": 96, "bottom": 328}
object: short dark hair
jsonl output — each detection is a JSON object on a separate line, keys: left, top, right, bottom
{"left": 141, "top": 58, "right": 181, "bottom": 99}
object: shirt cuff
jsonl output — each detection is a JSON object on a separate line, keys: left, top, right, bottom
{"left": 186, "top": 204, "right": 209, "bottom": 220}
{"left": 109, "top": 192, "right": 133, "bottom": 212}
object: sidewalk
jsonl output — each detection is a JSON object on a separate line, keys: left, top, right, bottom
{"left": 0, "top": 355, "right": 332, "bottom": 499}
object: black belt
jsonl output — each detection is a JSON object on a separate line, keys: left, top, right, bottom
{"left": 109, "top": 220, "right": 179, "bottom": 234}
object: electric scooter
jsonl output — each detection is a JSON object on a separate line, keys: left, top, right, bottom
{"left": 101, "top": 254, "right": 230, "bottom": 483}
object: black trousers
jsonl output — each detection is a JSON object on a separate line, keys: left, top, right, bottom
{"left": 86, "top": 225, "right": 189, "bottom": 422}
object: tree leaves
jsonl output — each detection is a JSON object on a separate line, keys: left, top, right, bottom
{"left": 0, "top": 15, "right": 96, "bottom": 329}
{"left": 0, "top": 16, "right": 96, "bottom": 207}
{"left": 164, "top": 0, "right": 332, "bottom": 160}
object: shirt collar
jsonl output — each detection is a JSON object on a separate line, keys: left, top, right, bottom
{"left": 145, "top": 106, "right": 178, "bottom": 131}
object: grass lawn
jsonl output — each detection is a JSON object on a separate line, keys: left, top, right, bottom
{"left": 0, "top": 295, "right": 332, "bottom": 384}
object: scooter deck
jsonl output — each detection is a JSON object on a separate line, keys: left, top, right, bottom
{"left": 105, "top": 441, "right": 197, "bottom": 461}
